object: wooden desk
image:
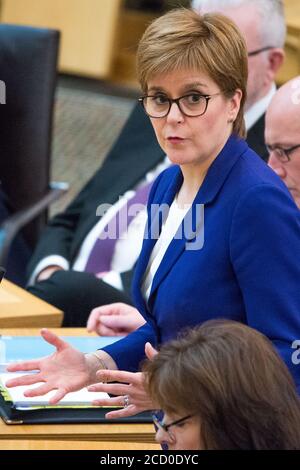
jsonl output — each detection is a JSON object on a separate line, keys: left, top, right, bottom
{"left": 0, "top": 280, "right": 62, "bottom": 328}
{"left": 0, "top": 328, "right": 159, "bottom": 450}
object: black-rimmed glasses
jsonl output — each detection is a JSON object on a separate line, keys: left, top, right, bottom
{"left": 138, "top": 93, "right": 220, "bottom": 118}
{"left": 248, "top": 46, "right": 275, "bottom": 57}
{"left": 266, "top": 144, "right": 300, "bottom": 163}
{"left": 152, "top": 412, "right": 193, "bottom": 442}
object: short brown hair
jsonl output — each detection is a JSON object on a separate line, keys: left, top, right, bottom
{"left": 137, "top": 8, "right": 248, "bottom": 138}
{"left": 144, "top": 320, "right": 300, "bottom": 450}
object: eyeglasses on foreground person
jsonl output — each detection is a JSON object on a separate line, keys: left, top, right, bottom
{"left": 144, "top": 320, "right": 300, "bottom": 450}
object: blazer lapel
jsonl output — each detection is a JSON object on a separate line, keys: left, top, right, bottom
{"left": 147, "top": 194, "right": 205, "bottom": 309}
{"left": 134, "top": 135, "right": 248, "bottom": 313}
{"left": 147, "top": 135, "right": 248, "bottom": 306}
{"left": 133, "top": 168, "right": 183, "bottom": 313}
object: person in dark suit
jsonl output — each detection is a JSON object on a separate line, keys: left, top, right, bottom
{"left": 27, "top": 0, "right": 285, "bottom": 329}
{"left": 195, "top": 0, "right": 286, "bottom": 163}
{"left": 7, "top": 9, "right": 300, "bottom": 414}
{"left": 266, "top": 76, "right": 300, "bottom": 210}
{"left": 0, "top": 187, "right": 31, "bottom": 286}
{"left": 27, "top": 104, "right": 165, "bottom": 326}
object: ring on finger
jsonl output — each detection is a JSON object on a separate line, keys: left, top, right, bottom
{"left": 123, "top": 395, "right": 130, "bottom": 408}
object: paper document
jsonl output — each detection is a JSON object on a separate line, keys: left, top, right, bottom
{"left": 0, "top": 372, "right": 109, "bottom": 408}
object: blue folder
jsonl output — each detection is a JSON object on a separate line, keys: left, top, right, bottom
{"left": 0, "top": 335, "right": 122, "bottom": 363}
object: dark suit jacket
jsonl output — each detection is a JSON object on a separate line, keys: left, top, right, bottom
{"left": 103, "top": 136, "right": 300, "bottom": 395}
{"left": 28, "top": 104, "right": 268, "bottom": 278}
{"left": 27, "top": 103, "right": 165, "bottom": 276}
{"left": 0, "top": 188, "right": 31, "bottom": 286}
{"left": 247, "top": 114, "right": 268, "bottom": 162}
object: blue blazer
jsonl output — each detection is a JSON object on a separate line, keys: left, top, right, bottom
{"left": 103, "top": 135, "right": 300, "bottom": 390}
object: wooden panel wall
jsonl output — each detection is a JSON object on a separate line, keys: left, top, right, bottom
{"left": 0, "top": 0, "right": 122, "bottom": 78}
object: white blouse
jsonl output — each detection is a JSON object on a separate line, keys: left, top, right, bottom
{"left": 142, "top": 197, "right": 191, "bottom": 300}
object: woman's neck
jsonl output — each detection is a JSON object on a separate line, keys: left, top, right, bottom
{"left": 177, "top": 159, "right": 212, "bottom": 206}
{"left": 177, "top": 134, "right": 231, "bottom": 206}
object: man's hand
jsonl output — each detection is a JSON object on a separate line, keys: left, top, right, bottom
{"left": 87, "top": 302, "right": 146, "bottom": 336}
{"left": 37, "top": 266, "right": 64, "bottom": 282}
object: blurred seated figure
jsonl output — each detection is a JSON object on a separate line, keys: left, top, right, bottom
{"left": 27, "top": 104, "right": 165, "bottom": 326}
{"left": 265, "top": 76, "right": 300, "bottom": 209}
{"left": 144, "top": 320, "right": 300, "bottom": 450}
{"left": 194, "top": 0, "right": 285, "bottom": 162}
{"left": 27, "top": 0, "right": 285, "bottom": 329}
{"left": 0, "top": 187, "right": 31, "bottom": 286}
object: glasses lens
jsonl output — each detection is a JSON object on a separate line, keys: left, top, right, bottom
{"left": 268, "top": 146, "right": 289, "bottom": 162}
{"left": 152, "top": 412, "right": 173, "bottom": 440}
{"left": 179, "top": 94, "right": 207, "bottom": 116}
{"left": 144, "top": 96, "right": 170, "bottom": 117}
{"left": 276, "top": 149, "right": 289, "bottom": 162}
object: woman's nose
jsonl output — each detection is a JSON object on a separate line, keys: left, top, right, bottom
{"left": 155, "top": 427, "right": 172, "bottom": 446}
{"left": 166, "top": 101, "right": 184, "bottom": 123}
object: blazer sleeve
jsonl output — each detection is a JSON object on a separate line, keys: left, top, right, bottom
{"left": 101, "top": 320, "right": 158, "bottom": 372}
{"left": 230, "top": 183, "right": 300, "bottom": 390}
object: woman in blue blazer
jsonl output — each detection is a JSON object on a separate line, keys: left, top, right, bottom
{"left": 7, "top": 10, "right": 300, "bottom": 415}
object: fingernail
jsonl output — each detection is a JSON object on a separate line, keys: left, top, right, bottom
{"left": 88, "top": 386, "right": 96, "bottom": 391}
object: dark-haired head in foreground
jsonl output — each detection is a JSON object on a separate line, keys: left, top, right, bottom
{"left": 144, "top": 320, "right": 300, "bottom": 450}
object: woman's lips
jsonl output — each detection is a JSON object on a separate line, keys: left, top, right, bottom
{"left": 167, "top": 137, "right": 185, "bottom": 143}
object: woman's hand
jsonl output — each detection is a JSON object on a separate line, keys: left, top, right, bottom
{"left": 87, "top": 342, "right": 158, "bottom": 418}
{"left": 5, "top": 329, "right": 103, "bottom": 404}
{"left": 87, "top": 302, "right": 146, "bottom": 336}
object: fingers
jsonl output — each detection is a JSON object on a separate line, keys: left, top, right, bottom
{"left": 105, "top": 405, "right": 138, "bottom": 419}
{"left": 145, "top": 342, "right": 158, "bottom": 361}
{"left": 96, "top": 369, "right": 142, "bottom": 385}
{"left": 87, "top": 308, "right": 102, "bottom": 332}
{"left": 96, "top": 324, "right": 123, "bottom": 337}
{"left": 40, "top": 329, "right": 69, "bottom": 352}
{"left": 92, "top": 396, "right": 124, "bottom": 407}
{"left": 99, "top": 315, "right": 128, "bottom": 329}
{"left": 91, "top": 396, "right": 138, "bottom": 418}
{"left": 5, "top": 373, "right": 42, "bottom": 388}
{"left": 87, "top": 303, "right": 132, "bottom": 332}
{"left": 48, "top": 388, "right": 67, "bottom": 405}
{"left": 99, "top": 314, "right": 144, "bottom": 332}
{"left": 88, "top": 382, "right": 129, "bottom": 396}
{"left": 6, "top": 360, "right": 40, "bottom": 374}
{"left": 23, "top": 382, "right": 53, "bottom": 398}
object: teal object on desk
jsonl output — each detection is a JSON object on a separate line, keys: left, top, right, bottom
{"left": 0, "top": 336, "right": 123, "bottom": 363}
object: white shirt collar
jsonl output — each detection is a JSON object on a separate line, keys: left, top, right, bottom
{"left": 244, "top": 83, "right": 276, "bottom": 131}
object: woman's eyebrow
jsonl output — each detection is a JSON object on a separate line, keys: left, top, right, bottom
{"left": 148, "top": 82, "right": 209, "bottom": 94}
{"left": 181, "top": 82, "right": 208, "bottom": 91}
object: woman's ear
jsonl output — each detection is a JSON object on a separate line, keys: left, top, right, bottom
{"left": 228, "top": 89, "right": 243, "bottom": 123}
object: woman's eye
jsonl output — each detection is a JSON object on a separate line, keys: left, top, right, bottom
{"left": 153, "top": 95, "right": 168, "bottom": 105}
{"left": 175, "top": 421, "right": 187, "bottom": 429}
{"left": 186, "top": 94, "right": 202, "bottom": 104}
